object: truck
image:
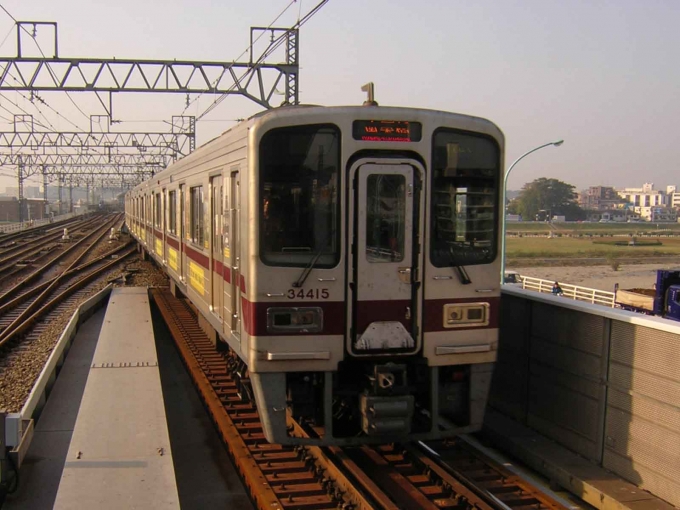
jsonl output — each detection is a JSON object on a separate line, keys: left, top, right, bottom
{"left": 615, "top": 270, "right": 680, "bottom": 321}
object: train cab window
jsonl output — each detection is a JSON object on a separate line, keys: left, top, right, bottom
{"left": 168, "top": 190, "right": 177, "bottom": 234}
{"left": 155, "top": 193, "right": 162, "bottom": 228}
{"left": 190, "top": 186, "right": 204, "bottom": 246}
{"left": 431, "top": 129, "right": 500, "bottom": 267}
{"left": 366, "top": 174, "right": 405, "bottom": 262}
{"left": 259, "top": 124, "right": 340, "bottom": 267}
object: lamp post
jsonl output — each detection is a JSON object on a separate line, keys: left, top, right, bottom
{"left": 500, "top": 139, "right": 564, "bottom": 284}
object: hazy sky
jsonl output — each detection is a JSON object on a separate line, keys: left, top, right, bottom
{"left": 0, "top": 0, "right": 678, "bottom": 192}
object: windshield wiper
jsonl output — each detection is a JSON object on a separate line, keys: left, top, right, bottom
{"left": 455, "top": 265, "right": 472, "bottom": 285}
{"left": 292, "top": 249, "right": 324, "bottom": 288}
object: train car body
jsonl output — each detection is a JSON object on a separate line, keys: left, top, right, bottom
{"left": 126, "top": 105, "right": 504, "bottom": 445}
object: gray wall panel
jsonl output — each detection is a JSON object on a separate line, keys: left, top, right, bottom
{"left": 493, "top": 289, "right": 680, "bottom": 506}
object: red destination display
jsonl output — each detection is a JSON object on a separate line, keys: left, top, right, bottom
{"left": 352, "top": 120, "right": 422, "bottom": 142}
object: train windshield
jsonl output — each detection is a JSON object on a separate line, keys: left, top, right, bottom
{"left": 431, "top": 129, "right": 500, "bottom": 267}
{"left": 259, "top": 124, "right": 341, "bottom": 267}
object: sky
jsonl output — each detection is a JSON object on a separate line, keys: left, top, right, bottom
{"left": 0, "top": 0, "right": 678, "bottom": 193}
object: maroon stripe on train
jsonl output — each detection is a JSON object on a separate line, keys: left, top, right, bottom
{"left": 423, "top": 296, "right": 499, "bottom": 332}
{"left": 154, "top": 228, "right": 163, "bottom": 240}
{"left": 355, "top": 299, "right": 412, "bottom": 334}
{"left": 184, "top": 243, "right": 209, "bottom": 268}
{"left": 166, "top": 235, "right": 180, "bottom": 249}
{"left": 241, "top": 299, "right": 345, "bottom": 337}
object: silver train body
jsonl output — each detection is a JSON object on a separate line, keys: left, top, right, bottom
{"left": 126, "top": 105, "right": 504, "bottom": 445}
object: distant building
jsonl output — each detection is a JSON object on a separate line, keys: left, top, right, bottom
{"left": 4, "top": 185, "right": 40, "bottom": 198}
{"left": 0, "top": 197, "right": 48, "bottom": 223}
{"left": 587, "top": 209, "right": 639, "bottom": 223}
{"left": 579, "top": 186, "right": 626, "bottom": 210}
{"left": 618, "top": 182, "right": 667, "bottom": 208}
{"left": 635, "top": 206, "right": 677, "bottom": 222}
{"left": 670, "top": 192, "right": 680, "bottom": 209}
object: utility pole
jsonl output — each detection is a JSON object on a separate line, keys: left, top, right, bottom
{"left": 58, "top": 173, "right": 63, "bottom": 215}
{"left": 17, "top": 156, "right": 24, "bottom": 224}
{"left": 42, "top": 165, "right": 48, "bottom": 219}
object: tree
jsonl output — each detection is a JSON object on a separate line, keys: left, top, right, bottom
{"left": 508, "top": 177, "right": 584, "bottom": 221}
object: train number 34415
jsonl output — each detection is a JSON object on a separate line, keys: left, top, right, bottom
{"left": 287, "top": 288, "right": 330, "bottom": 299}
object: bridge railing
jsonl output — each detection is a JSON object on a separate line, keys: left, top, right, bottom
{"left": 520, "top": 275, "right": 616, "bottom": 307}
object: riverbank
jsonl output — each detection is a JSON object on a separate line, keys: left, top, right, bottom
{"left": 513, "top": 262, "right": 680, "bottom": 293}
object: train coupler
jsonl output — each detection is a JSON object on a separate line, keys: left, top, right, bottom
{"left": 359, "top": 394, "right": 414, "bottom": 435}
{"left": 359, "top": 363, "right": 414, "bottom": 436}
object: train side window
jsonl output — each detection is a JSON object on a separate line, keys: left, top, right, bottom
{"left": 431, "top": 129, "right": 500, "bottom": 267}
{"left": 259, "top": 124, "right": 341, "bottom": 268}
{"left": 155, "top": 193, "right": 162, "bottom": 228}
{"left": 190, "top": 186, "right": 204, "bottom": 246}
{"left": 168, "top": 190, "right": 177, "bottom": 234}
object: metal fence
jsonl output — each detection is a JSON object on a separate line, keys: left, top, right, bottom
{"left": 0, "top": 212, "right": 80, "bottom": 234}
{"left": 519, "top": 276, "right": 616, "bottom": 307}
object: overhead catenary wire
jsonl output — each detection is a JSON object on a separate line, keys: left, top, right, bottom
{"left": 196, "top": 0, "right": 328, "bottom": 121}
{"left": 179, "top": 0, "right": 299, "bottom": 117}
{"left": 0, "top": 3, "right": 90, "bottom": 129}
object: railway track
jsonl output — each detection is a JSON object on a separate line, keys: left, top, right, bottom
{"left": 0, "top": 215, "right": 109, "bottom": 292}
{"left": 152, "top": 288, "right": 571, "bottom": 510}
{"left": 0, "top": 215, "right": 101, "bottom": 280}
{"left": 0, "top": 214, "right": 134, "bottom": 356}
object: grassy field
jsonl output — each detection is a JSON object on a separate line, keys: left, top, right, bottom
{"left": 507, "top": 222, "right": 680, "bottom": 235}
{"left": 506, "top": 236, "right": 680, "bottom": 259}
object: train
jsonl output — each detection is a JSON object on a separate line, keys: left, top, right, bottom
{"left": 126, "top": 104, "right": 504, "bottom": 445}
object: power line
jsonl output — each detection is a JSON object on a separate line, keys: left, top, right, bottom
{"left": 0, "top": 4, "right": 16, "bottom": 22}
{"left": 180, "top": 0, "right": 298, "bottom": 116}
{"left": 0, "top": 3, "right": 91, "bottom": 127}
{"left": 196, "top": 0, "right": 327, "bottom": 121}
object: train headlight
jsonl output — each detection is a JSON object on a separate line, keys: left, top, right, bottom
{"left": 267, "top": 307, "right": 323, "bottom": 333}
{"left": 443, "top": 303, "right": 489, "bottom": 328}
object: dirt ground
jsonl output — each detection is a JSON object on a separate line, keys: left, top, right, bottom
{"left": 513, "top": 262, "right": 680, "bottom": 292}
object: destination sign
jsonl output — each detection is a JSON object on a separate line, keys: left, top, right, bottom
{"left": 352, "top": 120, "right": 422, "bottom": 142}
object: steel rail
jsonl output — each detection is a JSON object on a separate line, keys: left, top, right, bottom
{"left": 0, "top": 214, "right": 122, "bottom": 344}
{"left": 152, "top": 289, "right": 358, "bottom": 510}
{"left": 0, "top": 215, "right": 107, "bottom": 302}
{"left": 0, "top": 246, "right": 136, "bottom": 349}
{"left": 0, "top": 241, "right": 133, "bottom": 318}
{"left": 0, "top": 215, "right": 83, "bottom": 245}
{"left": 421, "top": 439, "right": 569, "bottom": 510}
{"left": 152, "top": 288, "right": 568, "bottom": 510}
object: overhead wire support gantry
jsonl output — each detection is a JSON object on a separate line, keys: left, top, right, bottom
{"left": 0, "top": 21, "right": 300, "bottom": 109}
{"left": 0, "top": 0, "right": 331, "bottom": 222}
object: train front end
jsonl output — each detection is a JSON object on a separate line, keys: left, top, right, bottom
{"left": 245, "top": 106, "right": 503, "bottom": 445}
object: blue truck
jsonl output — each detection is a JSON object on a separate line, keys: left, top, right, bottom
{"left": 615, "top": 270, "right": 680, "bottom": 321}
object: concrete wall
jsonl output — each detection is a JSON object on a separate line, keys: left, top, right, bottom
{"left": 0, "top": 198, "right": 48, "bottom": 223}
{"left": 491, "top": 288, "right": 680, "bottom": 506}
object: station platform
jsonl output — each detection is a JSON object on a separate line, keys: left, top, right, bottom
{"left": 5, "top": 287, "right": 251, "bottom": 509}
{"left": 53, "top": 287, "right": 179, "bottom": 509}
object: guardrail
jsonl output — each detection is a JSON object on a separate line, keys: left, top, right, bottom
{"left": 520, "top": 276, "right": 616, "bottom": 307}
{"left": 0, "top": 211, "right": 81, "bottom": 234}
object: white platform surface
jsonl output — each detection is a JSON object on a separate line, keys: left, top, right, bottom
{"left": 54, "top": 287, "right": 180, "bottom": 509}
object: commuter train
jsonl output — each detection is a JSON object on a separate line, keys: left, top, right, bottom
{"left": 126, "top": 104, "right": 504, "bottom": 445}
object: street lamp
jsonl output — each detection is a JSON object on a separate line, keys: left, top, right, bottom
{"left": 500, "top": 139, "right": 564, "bottom": 284}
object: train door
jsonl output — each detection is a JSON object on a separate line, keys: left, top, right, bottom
{"left": 348, "top": 162, "right": 422, "bottom": 355}
{"left": 229, "top": 170, "right": 242, "bottom": 338}
{"left": 179, "top": 184, "right": 185, "bottom": 282}
{"left": 211, "top": 175, "right": 223, "bottom": 320}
